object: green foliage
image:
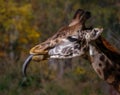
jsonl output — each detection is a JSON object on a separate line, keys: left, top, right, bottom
{"left": 0, "top": 0, "right": 119, "bottom": 95}
{"left": 0, "top": 61, "right": 105, "bottom": 95}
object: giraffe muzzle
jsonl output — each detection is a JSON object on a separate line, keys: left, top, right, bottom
{"left": 29, "top": 44, "right": 48, "bottom": 55}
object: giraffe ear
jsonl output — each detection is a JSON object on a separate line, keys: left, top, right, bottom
{"left": 73, "top": 9, "right": 91, "bottom": 20}
{"left": 79, "top": 11, "right": 91, "bottom": 24}
{"left": 72, "top": 9, "right": 84, "bottom": 20}
{"left": 90, "top": 28, "right": 103, "bottom": 40}
{"left": 69, "top": 9, "right": 84, "bottom": 26}
{"left": 69, "top": 9, "right": 91, "bottom": 26}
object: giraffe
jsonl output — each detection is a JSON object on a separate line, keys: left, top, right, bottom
{"left": 22, "top": 9, "right": 92, "bottom": 77}
{"left": 22, "top": 8, "right": 106, "bottom": 77}
{"left": 22, "top": 8, "right": 120, "bottom": 93}
{"left": 22, "top": 27, "right": 99, "bottom": 77}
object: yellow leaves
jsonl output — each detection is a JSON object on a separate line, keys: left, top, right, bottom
{"left": 19, "top": 4, "right": 31, "bottom": 13}
{"left": 19, "top": 28, "right": 40, "bottom": 44}
{"left": 4, "top": 19, "right": 13, "bottom": 31}
{"left": 20, "top": 38, "right": 28, "bottom": 44}
{"left": 74, "top": 67, "right": 86, "bottom": 75}
{"left": 0, "top": 0, "right": 41, "bottom": 55}
{"left": 28, "top": 28, "right": 40, "bottom": 39}
{"left": 18, "top": 4, "right": 33, "bottom": 18}
{"left": 0, "top": 34, "right": 9, "bottom": 45}
{"left": 0, "top": 8, "right": 6, "bottom": 14}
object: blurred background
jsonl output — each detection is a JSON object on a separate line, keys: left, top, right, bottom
{"left": 0, "top": 0, "right": 120, "bottom": 95}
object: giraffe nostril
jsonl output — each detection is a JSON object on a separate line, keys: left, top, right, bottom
{"left": 99, "top": 63, "right": 102, "bottom": 67}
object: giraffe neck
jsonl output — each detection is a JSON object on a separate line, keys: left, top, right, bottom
{"left": 89, "top": 44, "right": 113, "bottom": 79}
{"left": 88, "top": 44, "right": 120, "bottom": 93}
{"left": 95, "top": 37, "right": 120, "bottom": 63}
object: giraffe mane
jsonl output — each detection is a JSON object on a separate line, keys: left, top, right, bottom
{"left": 95, "top": 36, "right": 120, "bottom": 62}
{"left": 100, "top": 37, "right": 119, "bottom": 54}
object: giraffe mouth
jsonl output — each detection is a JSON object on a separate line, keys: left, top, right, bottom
{"left": 29, "top": 44, "right": 49, "bottom": 55}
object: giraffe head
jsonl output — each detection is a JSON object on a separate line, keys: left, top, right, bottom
{"left": 29, "top": 9, "right": 91, "bottom": 56}
{"left": 22, "top": 9, "right": 91, "bottom": 77}
{"left": 49, "top": 27, "right": 103, "bottom": 58}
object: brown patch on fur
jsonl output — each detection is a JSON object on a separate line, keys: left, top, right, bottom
{"left": 106, "top": 75, "right": 115, "bottom": 84}
{"left": 100, "top": 55, "right": 105, "bottom": 61}
{"left": 101, "top": 37, "right": 119, "bottom": 54}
